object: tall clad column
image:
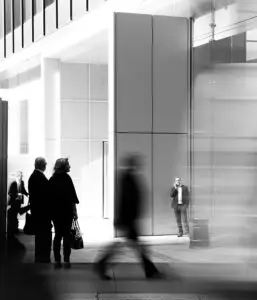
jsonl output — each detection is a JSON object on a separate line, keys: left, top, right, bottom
{"left": 42, "top": 58, "right": 61, "bottom": 175}
{"left": 110, "top": 13, "right": 153, "bottom": 236}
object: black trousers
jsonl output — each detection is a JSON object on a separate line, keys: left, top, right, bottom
{"left": 97, "top": 223, "right": 158, "bottom": 277}
{"left": 34, "top": 220, "right": 52, "bottom": 262}
{"left": 174, "top": 204, "right": 189, "bottom": 234}
{"left": 53, "top": 219, "right": 72, "bottom": 263}
{"left": 35, "top": 229, "right": 52, "bottom": 262}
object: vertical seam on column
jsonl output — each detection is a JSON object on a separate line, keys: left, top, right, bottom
{"left": 3, "top": 0, "right": 6, "bottom": 57}
{"left": 114, "top": 13, "right": 118, "bottom": 238}
{"left": 11, "top": 0, "right": 14, "bottom": 53}
{"left": 189, "top": 17, "right": 194, "bottom": 219}
{"left": 151, "top": 15, "right": 154, "bottom": 236}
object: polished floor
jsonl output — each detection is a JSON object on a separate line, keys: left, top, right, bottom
{"left": 2, "top": 233, "right": 257, "bottom": 300}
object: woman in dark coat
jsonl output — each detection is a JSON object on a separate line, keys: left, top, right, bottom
{"left": 49, "top": 158, "right": 79, "bottom": 268}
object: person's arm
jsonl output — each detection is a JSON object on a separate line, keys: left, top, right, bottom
{"left": 170, "top": 186, "right": 177, "bottom": 198}
{"left": 21, "top": 181, "right": 29, "bottom": 197}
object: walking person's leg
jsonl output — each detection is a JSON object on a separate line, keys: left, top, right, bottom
{"left": 126, "top": 224, "right": 162, "bottom": 279}
{"left": 174, "top": 206, "right": 183, "bottom": 236}
{"left": 63, "top": 232, "right": 71, "bottom": 268}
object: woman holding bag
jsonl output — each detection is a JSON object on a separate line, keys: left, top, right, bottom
{"left": 49, "top": 158, "right": 79, "bottom": 269}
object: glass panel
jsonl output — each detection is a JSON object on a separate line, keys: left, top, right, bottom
{"left": 58, "top": 0, "right": 70, "bottom": 28}
{"left": 14, "top": 0, "right": 21, "bottom": 29}
{"left": 0, "top": 0, "right": 4, "bottom": 38}
{"left": 33, "top": 0, "right": 43, "bottom": 15}
{"left": 23, "top": 0, "right": 32, "bottom": 47}
{"left": 45, "top": 0, "right": 56, "bottom": 35}
{"left": 44, "top": 0, "right": 54, "bottom": 7}
{"left": 72, "top": 0, "right": 87, "bottom": 20}
{"left": 33, "top": 0, "right": 43, "bottom": 41}
{"left": 5, "top": 0, "right": 12, "bottom": 35}
{"left": 0, "top": 0, "right": 4, "bottom": 58}
{"left": 23, "top": 0, "right": 32, "bottom": 22}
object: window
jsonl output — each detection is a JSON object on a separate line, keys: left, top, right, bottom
{"left": 5, "top": 0, "right": 12, "bottom": 35}
{"left": 23, "top": 0, "right": 32, "bottom": 22}
{"left": 14, "top": 0, "right": 21, "bottom": 29}
{"left": 20, "top": 100, "right": 29, "bottom": 154}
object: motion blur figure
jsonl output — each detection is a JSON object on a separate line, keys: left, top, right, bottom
{"left": 7, "top": 171, "right": 29, "bottom": 236}
{"left": 95, "top": 153, "right": 162, "bottom": 280}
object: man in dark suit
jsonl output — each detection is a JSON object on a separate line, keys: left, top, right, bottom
{"left": 170, "top": 177, "right": 190, "bottom": 237}
{"left": 7, "top": 171, "right": 29, "bottom": 235}
{"left": 28, "top": 157, "right": 52, "bottom": 263}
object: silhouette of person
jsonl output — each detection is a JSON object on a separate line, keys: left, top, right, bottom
{"left": 49, "top": 158, "right": 79, "bottom": 269}
{"left": 7, "top": 171, "right": 29, "bottom": 235}
{"left": 95, "top": 153, "right": 163, "bottom": 280}
{"left": 28, "top": 157, "right": 52, "bottom": 263}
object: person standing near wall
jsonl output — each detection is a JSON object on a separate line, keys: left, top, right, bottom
{"left": 170, "top": 177, "right": 190, "bottom": 237}
{"left": 7, "top": 171, "right": 29, "bottom": 236}
{"left": 49, "top": 158, "right": 79, "bottom": 269}
{"left": 28, "top": 157, "right": 52, "bottom": 263}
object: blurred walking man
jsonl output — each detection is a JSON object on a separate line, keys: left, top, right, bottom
{"left": 170, "top": 177, "right": 190, "bottom": 237}
{"left": 95, "top": 153, "right": 163, "bottom": 280}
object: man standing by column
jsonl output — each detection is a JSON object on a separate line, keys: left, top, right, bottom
{"left": 28, "top": 157, "right": 52, "bottom": 263}
{"left": 170, "top": 177, "right": 190, "bottom": 237}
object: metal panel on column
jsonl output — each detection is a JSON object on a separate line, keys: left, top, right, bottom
{"left": 153, "top": 16, "right": 189, "bottom": 133}
{"left": 0, "top": 99, "right": 8, "bottom": 262}
{"left": 115, "top": 13, "right": 152, "bottom": 133}
{"left": 153, "top": 134, "right": 188, "bottom": 235}
{"left": 116, "top": 133, "right": 152, "bottom": 236}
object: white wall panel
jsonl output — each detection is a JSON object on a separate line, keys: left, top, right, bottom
{"left": 61, "top": 140, "right": 89, "bottom": 178}
{"left": 90, "top": 64, "right": 108, "bottom": 101}
{"left": 90, "top": 102, "right": 108, "bottom": 140}
{"left": 115, "top": 13, "right": 152, "bottom": 133}
{"left": 61, "top": 101, "right": 89, "bottom": 139}
{"left": 153, "top": 16, "right": 188, "bottom": 133}
{"left": 61, "top": 63, "right": 89, "bottom": 99}
{"left": 153, "top": 134, "right": 188, "bottom": 235}
{"left": 116, "top": 133, "right": 152, "bottom": 235}
{"left": 14, "top": 26, "right": 22, "bottom": 53}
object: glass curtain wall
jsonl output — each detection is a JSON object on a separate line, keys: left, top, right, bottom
{"left": 0, "top": 0, "right": 91, "bottom": 57}
{"left": 192, "top": 28, "right": 257, "bottom": 248}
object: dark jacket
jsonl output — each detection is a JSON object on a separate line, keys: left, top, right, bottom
{"left": 49, "top": 172, "right": 79, "bottom": 223}
{"left": 8, "top": 180, "right": 28, "bottom": 207}
{"left": 28, "top": 169, "right": 50, "bottom": 223}
{"left": 170, "top": 185, "right": 190, "bottom": 208}
{"left": 115, "top": 170, "right": 144, "bottom": 227}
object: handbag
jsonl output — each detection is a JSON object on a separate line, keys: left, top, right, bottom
{"left": 70, "top": 219, "right": 84, "bottom": 250}
{"left": 23, "top": 211, "right": 35, "bottom": 235}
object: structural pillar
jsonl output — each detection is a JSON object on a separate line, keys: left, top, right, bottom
{"left": 41, "top": 58, "right": 61, "bottom": 175}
